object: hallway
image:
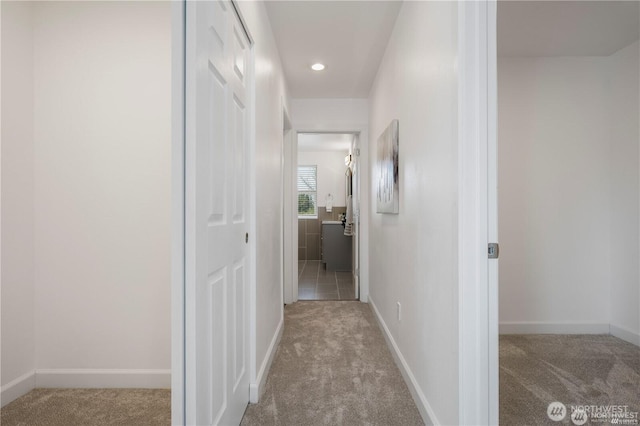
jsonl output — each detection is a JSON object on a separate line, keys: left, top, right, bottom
{"left": 241, "top": 302, "right": 423, "bottom": 425}
{"left": 197, "top": 1, "right": 465, "bottom": 423}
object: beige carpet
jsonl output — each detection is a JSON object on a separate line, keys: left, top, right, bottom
{"left": 0, "top": 388, "right": 170, "bottom": 426}
{"left": 241, "top": 301, "right": 424, "bottom": 426}
{"left": 500, "top": 334, "right": 640, "bottom": 426}
{"left": 9, "top": 317, "right": 632, "bottom": 426}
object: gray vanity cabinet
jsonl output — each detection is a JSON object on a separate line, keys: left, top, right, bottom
{"left": 321, "top": 221, "right": 352, "bottom": 271}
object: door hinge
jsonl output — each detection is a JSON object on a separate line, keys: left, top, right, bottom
{"left": 245, "top": 232, "right": 249, "bottom": 243}
{"left": 488, "top": 243, "right": 499, "bottom": 259}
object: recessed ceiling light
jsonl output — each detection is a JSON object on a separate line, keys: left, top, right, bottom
{"left": 311, "top": 63, "right": 325, "bottom": 71}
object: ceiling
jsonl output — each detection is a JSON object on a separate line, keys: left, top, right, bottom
{"left": 298, "top": 133, "right": 353, "bottom": 152}
{"left": 265, "top": 1, "right": 639, "bottom": 98}
{"left": 265, "top": 1, "right": 402, "bottom": 99}
{"left": 498, "top": 1, "right": 640, "bottom": 57}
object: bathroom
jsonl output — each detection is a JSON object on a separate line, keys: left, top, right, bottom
{"left": 297, "top": 133, "right": 357, "bottom": 300}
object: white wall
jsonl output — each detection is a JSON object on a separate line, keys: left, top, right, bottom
{"left": 1, "top": 0, "right": 36, "bottom": 403}
{"left": 608, "top": 41, "right": 639, "bottom": 344}
{"left": 368, "top": 2, "right": 459, "bottom": 425}
{"left": 498, "top": 57, "right": 612, "bottom": 332}
{"left": 32, "top": 1, "right": 171, "bottom": 378}
{"left": 236, "top": 1, "right": 291, "bottom": 401}
{"left": 0, "top": 2, "right": 172, "bottom": 397}
{"left": 291, "top": 99, "right": 368, "bottom": 131}
{"left": 498, "top": 42, "right": 640, "bottom": 344}
{"left": 298, "top": 150, "right": 349, "bottom": 207}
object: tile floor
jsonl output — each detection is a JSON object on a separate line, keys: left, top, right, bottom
{"left": 298, "top": 260, "right": 356, "bottom": 300}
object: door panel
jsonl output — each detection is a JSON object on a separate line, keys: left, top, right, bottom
{"left": 232, "top": 96, "right": 245, "bottom": 222}
{"left": 208, "top": 1, "right": 227, "bottom": 53}
{"left": 209, "top": 270, "right": 226, "bottom": 425}
{"left": 186, "top": 1, "right": 251, "bottom": 424}
{"left": 208, "top": 63, "right": 227, "bottom": 225}
{"left": 233, "top": 261, "right": 245, "bottom": 389}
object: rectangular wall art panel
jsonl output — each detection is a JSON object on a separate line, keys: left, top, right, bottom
{"left": 376, "top": 119, "right": 399, "bottom": 214}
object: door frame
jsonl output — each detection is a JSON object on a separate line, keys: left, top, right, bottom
{"left": 283, "top": 126, "right": 369, "bottom": 304}
{"left": 457, "top": 1, "right": 498, "bottom": 425}
{"left": 282, "top": 111, "right": 295, "bottom": 305}
{"left": 171, "top": 1, "right": 185, "bottom": 424}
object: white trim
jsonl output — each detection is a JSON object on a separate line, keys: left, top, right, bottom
{"left": 183, "top": 2, "right": 198, "bottom": 423}
{"left": 457, "top": 1, "right": 494, "bottom": 425}
{"left": 499, "top": 322, "right": 610, "bottom": 335}
{"left": 369, "top": 296, "right": 438, "bottom": 426}
{"left": 283, "top": 127, "right": 296, "bottom": 305}
{"left": 1, "top": 371, "right": 36, "bottom": 408}
{"left": 34, "top": 369, "right": 170, "bottom": 388}
{"left": 0, "top": 0, "right": 3, "bottom": 408}
{"left": 610, "top": 324, "right": 640, "bottom": 347}
{"left": 249, "top": 316, "right": 283, "bottom": 403}
{"left": 171, "top": 1, "right": 186, "bottom": 425}
{"left": 247, "top": 10, "right": 259, "bottom": 414}
{"left": 486, "top": 2, "right": 499, "bottom": 425}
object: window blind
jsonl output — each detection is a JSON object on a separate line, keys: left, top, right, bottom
{"left": 297, "top": 165, "right": 317, "bottom": 192}
{"left": 298, "top": 165, "right": 317, "bottom": 216}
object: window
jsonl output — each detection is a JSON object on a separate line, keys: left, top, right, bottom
{"left": 298, "top": 165, "right": 317, "bottom": 217}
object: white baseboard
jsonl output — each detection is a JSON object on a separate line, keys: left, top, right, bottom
{"left": 249, "top": 316, "right": 283, "bottom": 404}
{"left": 610, "top": 324, "right": 640, "bottom": 347}
{"left": 1, "top": 370, "right": 36, "bottom": 408}
{"left": 34, "top": 369, "right": 171, "bottom": 388}
{"left": 499, "top": 321, "right": 610, "bottom": 335}
{"left": 368, "top": 296, "right": 438, "bottom": 426}
{"left": 2, "top": 369, "right": 169, "bottom": 407}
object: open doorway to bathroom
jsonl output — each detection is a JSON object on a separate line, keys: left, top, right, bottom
{"left": 297, "top": 133, "right": 359, "bottom": 301}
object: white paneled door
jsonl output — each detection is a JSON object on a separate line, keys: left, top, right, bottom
{"left": 185, "top": 1, "right": 252, "bottom": 425}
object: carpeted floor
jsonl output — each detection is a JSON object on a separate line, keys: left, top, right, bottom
{"left": 241, "top": 301, "right": 424, "bottom": 426}
{"left": 4, "top": 318, "right": 638, "bottom": 426}
{"left": 0, "top": 388, "right": 170, "bottom": 426}
{"left": 500, "top": 334, "right": 640, "bottom": 425}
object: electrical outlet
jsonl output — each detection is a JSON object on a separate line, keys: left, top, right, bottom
{"left": 397, "top": 302, "right": 401, "bottom": 321}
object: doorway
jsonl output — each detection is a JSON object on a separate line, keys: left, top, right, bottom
{"left": 284, "top": 132, "right": 361, "bottom": 303}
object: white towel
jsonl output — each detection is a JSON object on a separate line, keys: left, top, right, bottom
{"left": 344, "top": 195, "right": 353, "bottom": 236}
{"left": 326, "top": 194, "right": 333, "bottom": 212}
